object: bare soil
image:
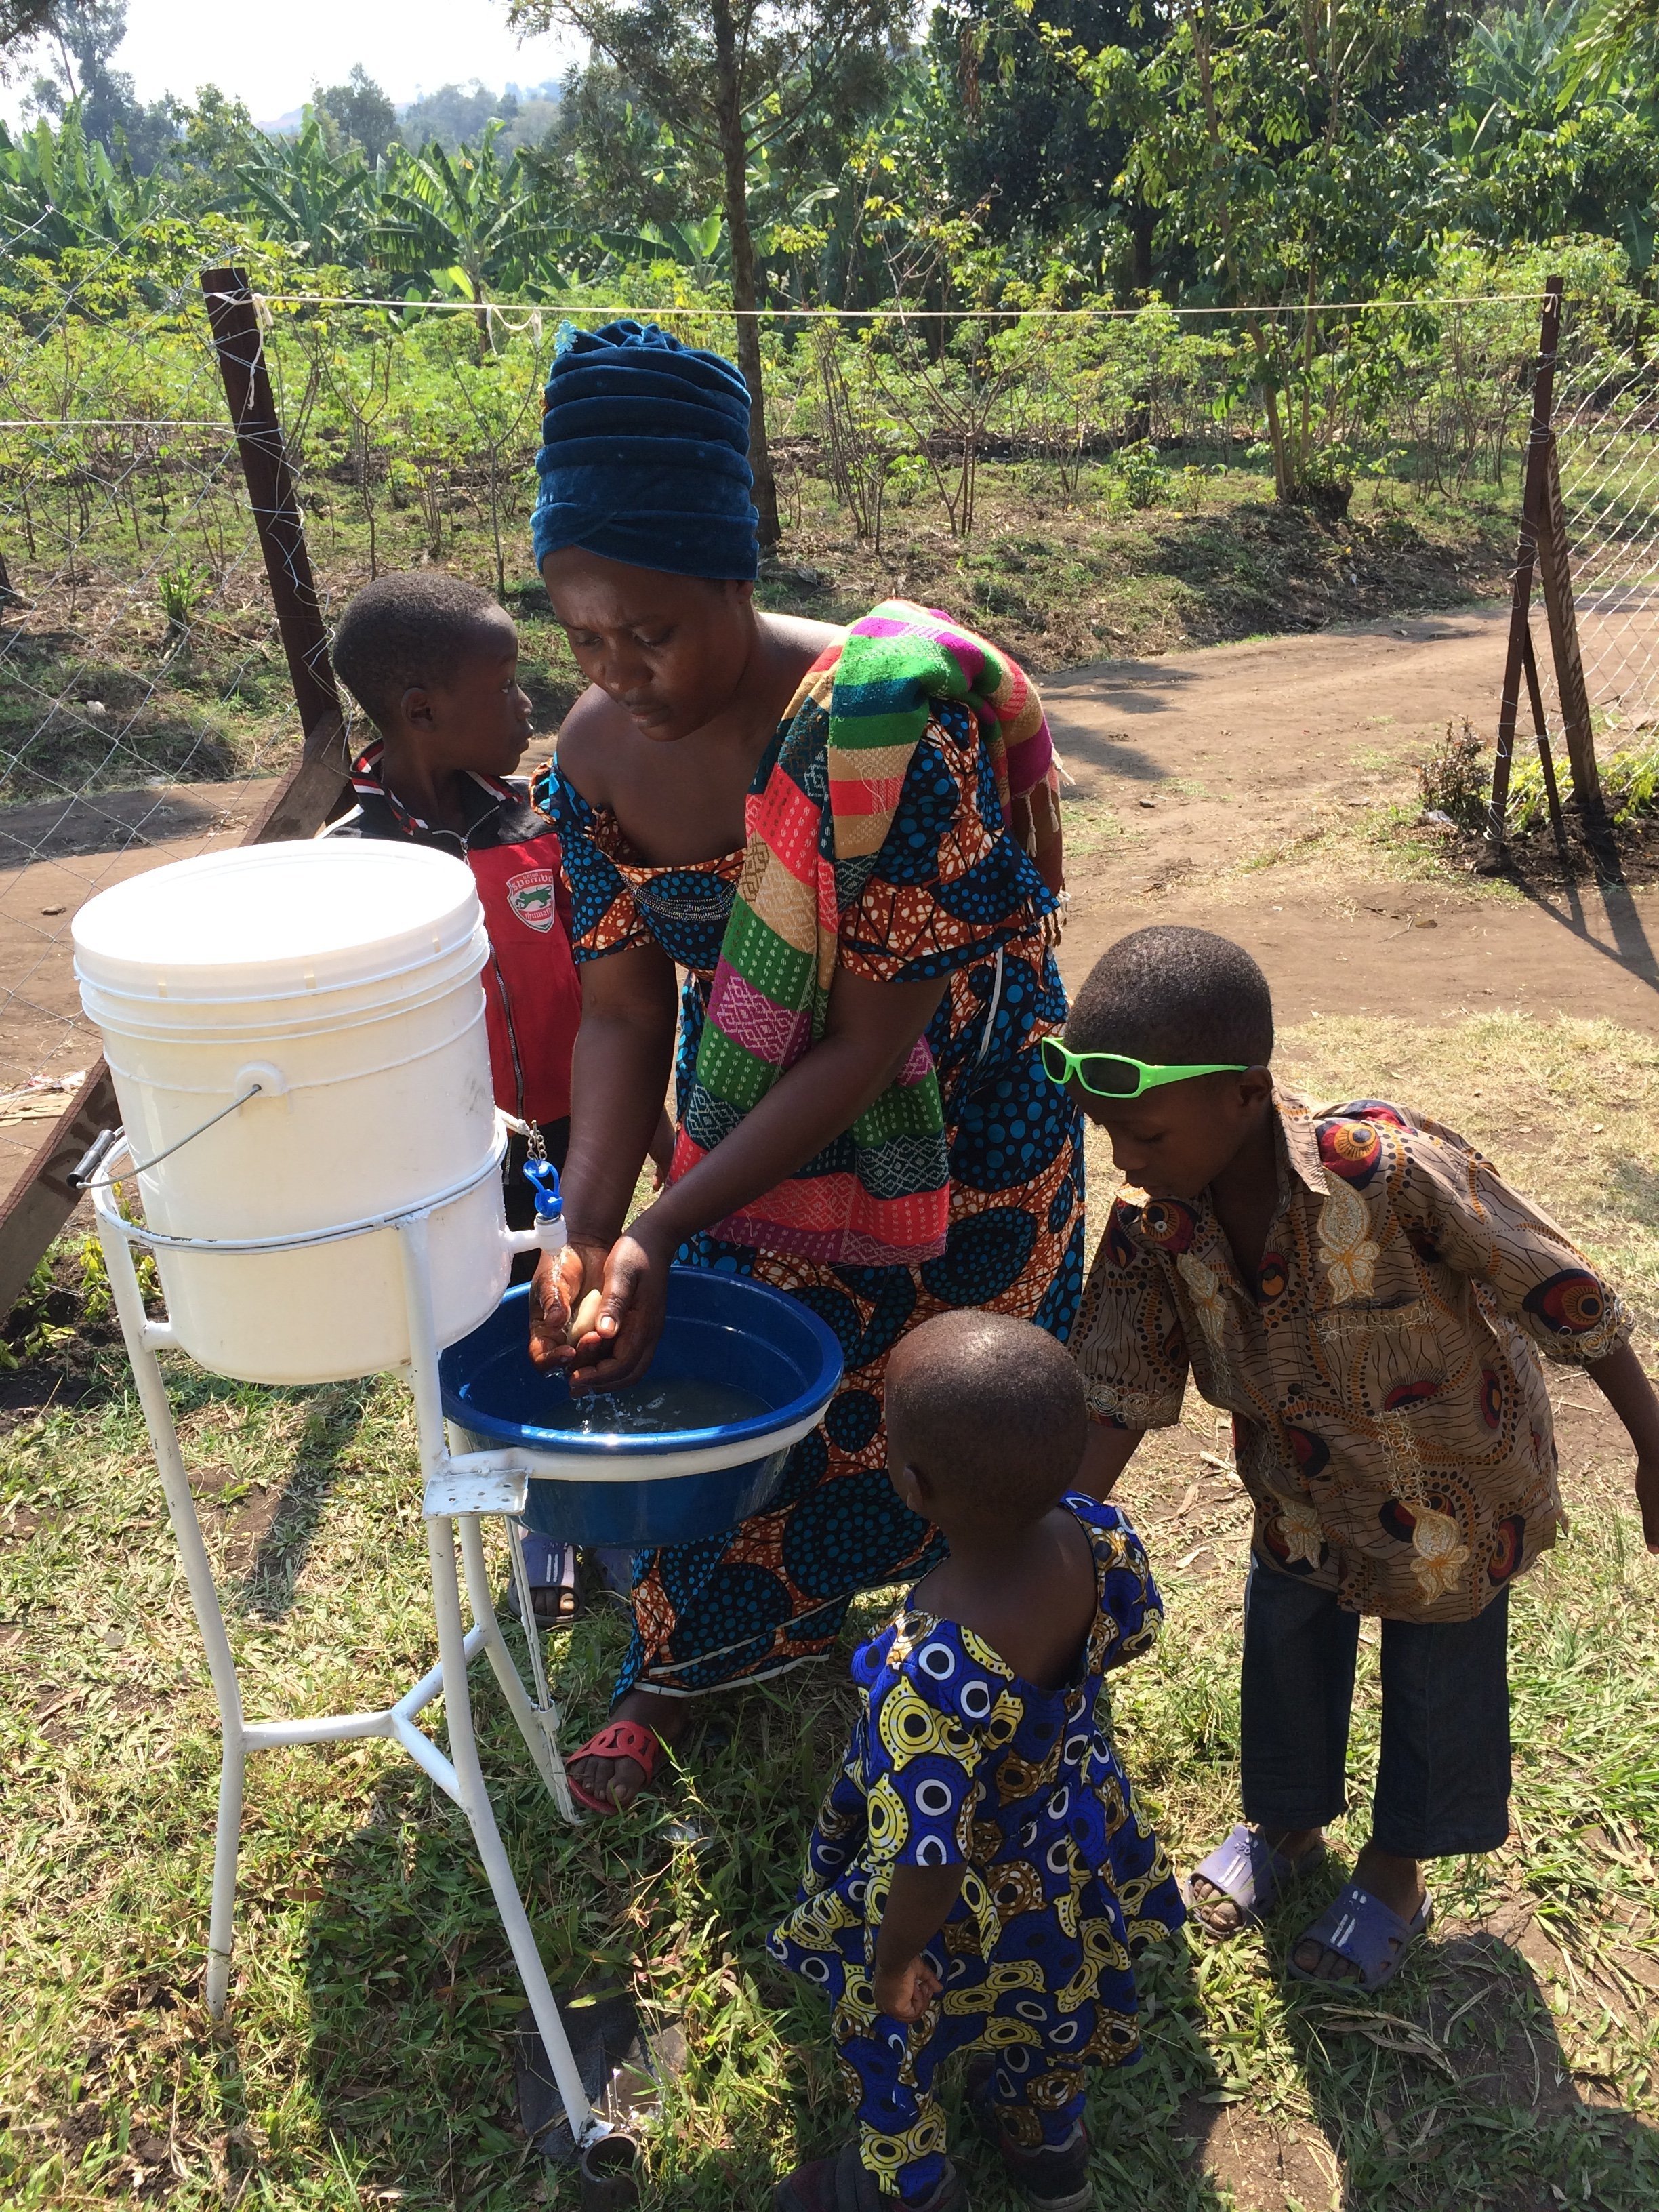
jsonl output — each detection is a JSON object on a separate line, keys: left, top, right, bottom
{"left": 1047, "top": 602, "right": 1659, "bottom": 1033}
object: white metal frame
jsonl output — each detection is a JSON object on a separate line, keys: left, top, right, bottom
{"left": 89, "top": 1142, "right": 602, "bottom": 2152}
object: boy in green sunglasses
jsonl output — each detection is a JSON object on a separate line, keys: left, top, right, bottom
{"left": 1053, "top": 924, "right": 1659, "bottom": 1996}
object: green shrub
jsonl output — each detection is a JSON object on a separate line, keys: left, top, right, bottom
{"left": 1108, "top": 438, "right": 1168, "bottom": 509}
{"left": 1419, "top": 716, "right": 1659, "bottom": 836}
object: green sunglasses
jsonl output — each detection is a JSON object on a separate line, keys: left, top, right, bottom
{"left": 1039, "top": 1036, "right": 1250, "bottom": 1099}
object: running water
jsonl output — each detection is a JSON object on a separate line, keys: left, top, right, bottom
{"left": 541, "top": 1376, "right": 767, "bottom": 1436}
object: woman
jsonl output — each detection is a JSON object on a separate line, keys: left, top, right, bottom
{"left": 527, "top": 320, "right": 1083, "bottom": 1814}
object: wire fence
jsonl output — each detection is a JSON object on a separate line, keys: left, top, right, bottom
{"left": 1548, "top": 333, "right": 1659, "bottom": 750}
{"left": 1, "top": 250, "right": 1655, "bottom": 1216}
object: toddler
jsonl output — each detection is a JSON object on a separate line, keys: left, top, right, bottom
{"left": 769, "top": 1311, "right": 1182, "bottom": 2212}
{"left": 1054, "top": 925, "right": 1659, "bottom": 1991}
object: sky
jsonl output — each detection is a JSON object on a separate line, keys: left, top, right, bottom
{"left": 6, "top": 0, "right": 583, "bottom": 127}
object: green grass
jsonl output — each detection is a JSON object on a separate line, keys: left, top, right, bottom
{"left": 3, "top": 1013, "right": 1658, "bottom": 2207}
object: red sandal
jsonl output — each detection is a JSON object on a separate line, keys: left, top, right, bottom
{"left": 565, "top": 1720, "right": 665, "bottom": 1815}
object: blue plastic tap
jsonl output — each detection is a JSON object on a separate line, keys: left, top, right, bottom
{"left": 521, "top": 1157, "right": 568, "bottom": 1252}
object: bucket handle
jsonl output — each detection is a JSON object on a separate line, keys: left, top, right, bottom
{"left": 68, "top": 1081, "right": 264, "bottom": 1190}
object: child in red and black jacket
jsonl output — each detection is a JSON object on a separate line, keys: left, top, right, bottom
{"left": 329, "top": 572, "right": 668, "bottom": 1626}
{"left": 329, "top": 571, "right": 584, "bottom": 1186}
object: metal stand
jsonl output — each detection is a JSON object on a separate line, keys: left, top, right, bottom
{"left": 89, "top": 1145, "right": 602, "bottom": 2153}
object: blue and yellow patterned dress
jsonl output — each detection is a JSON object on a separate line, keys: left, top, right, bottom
{"left": 767, "top": 1495, "right": 1183, "bottom": 2201}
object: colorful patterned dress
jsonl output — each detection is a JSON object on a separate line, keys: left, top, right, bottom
{"left": 544, "top": 697, "right": 1084, "bottom": 1699}
{"left": 767, "top": 1495, "right": 1184, "bottom": 2201}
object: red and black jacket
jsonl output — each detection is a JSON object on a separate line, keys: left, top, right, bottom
{"left": 326, "top": 743, "right": 582, "bottom": 1126}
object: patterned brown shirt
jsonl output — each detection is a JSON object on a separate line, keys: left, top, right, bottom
{"left": 1071, "top": 1089, "right": 1629, "bottom": 1622}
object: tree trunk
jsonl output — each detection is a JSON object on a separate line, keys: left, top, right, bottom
{"left": 1129, "top": 201, "right": 1156, "bottom": 294}
{"left": 0, "top": 545, "right": 14, "bottom": 602}
{"left": 712, "top": 0, "right": 781, "bottom": 551}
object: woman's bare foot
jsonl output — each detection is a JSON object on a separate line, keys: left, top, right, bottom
{"left": 568, "top": 1687, "right": 692, "bottom": 1811}
{"left": 1191, "top": 1824, "right": 1324, "bottom": 1936}
{"left": 1290, "top": 1842, "right": 1425, "bottom": 1981}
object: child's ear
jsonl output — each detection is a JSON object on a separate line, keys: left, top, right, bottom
{"left": 887, "top": 1455, "right": 926, "bottom": 1513}
{"left": 401, "top": 683, "right": 436, "bottom": 731}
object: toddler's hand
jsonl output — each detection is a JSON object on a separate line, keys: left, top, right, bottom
{"left": 873, "top": 1955, "right": 941, "bottom": 2024}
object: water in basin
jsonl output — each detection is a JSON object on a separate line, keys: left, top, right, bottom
{"left": 540, "top": 1376, "right": 766, "bottom": 1437}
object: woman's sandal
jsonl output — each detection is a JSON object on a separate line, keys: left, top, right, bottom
{"left": 1286, "top": 1881, "right": 1434, "bottom": 1992}
{"left": 565, "top": 1721, "right": 665, "bottom": 1816}
{"left": 1187, "top": 1822, "right": 1326, "bottom": 1937}
{"left": 772, "top": 2142, "right": 966, "bottom": 2212}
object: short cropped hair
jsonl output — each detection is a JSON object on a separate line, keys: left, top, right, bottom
{"left": 331, "top": 571, "right": 509, "bottom": 729}
{"left": 886, "top": 1311, "right": 1087, "bottom": 1521}
{"left": 1065, "top": 926, "right": 1273, "bottom": 1067}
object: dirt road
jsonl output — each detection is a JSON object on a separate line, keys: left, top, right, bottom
{"left": 1046, "top": 603, "right": 1659, "bottom": 1029}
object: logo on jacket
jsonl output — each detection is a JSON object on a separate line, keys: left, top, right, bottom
{"left": 506, "top": 869, "right": 557, "bottom": 933}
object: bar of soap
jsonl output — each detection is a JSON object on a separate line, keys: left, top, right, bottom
{"left": 567, "top": 1289, "right": 605, "bottom": 1345}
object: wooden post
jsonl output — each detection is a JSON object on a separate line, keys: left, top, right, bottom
{"left": 1482, "top": 279, "right": 1562, "bottom": 865}
{"left": 1534, "top": 436, "right": 1604, "bottom": 827}
{"left": 1520, "top": 626, "right": 1572, "bottom": 869}
{"left": 0, "top": 268, "right": 353, "bottom": 1316}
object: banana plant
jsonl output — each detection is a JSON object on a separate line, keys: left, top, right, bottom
{"left": 0, "top": 106, "right": 169, "bottom": 258}
{"left": 368, "top": 125, "right": 575, "bottom": 350}
{"left": 239, "top": 119, "right": 380, "bottom": 272}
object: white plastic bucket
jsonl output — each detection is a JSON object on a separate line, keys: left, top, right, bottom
{"left": 73, "top": 841, "right": 512, "bottom": 1385}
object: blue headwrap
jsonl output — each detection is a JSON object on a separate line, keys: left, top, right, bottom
{"left": 531, "top": 319, "right": 760, "bottom": 582}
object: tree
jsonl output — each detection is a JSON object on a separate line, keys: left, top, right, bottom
{"left": 24, "top": 1, "right": 178, "bottom": 167}
{"left": 0, "top": 1, "right": 57, "bottom": 72}
{"left": 507, "top": 0, "right": 912, "bottom": 549}
{"left": 370, "top": 127, "right": 544, "bottom": 346}
{"left": 399, "top": 79, "right": 513, "bottom": 153}
{"left": 547, "top": 56, "right": 714, "bottom": 231}
{"left": 1062, "top": 0, "right": 1440, "bottom": 501}
{"left": 315, "top": 64, "right": 398, "bottom": 165}
{"left": 925, "top": 0, "right": 1165, "bottom": 290}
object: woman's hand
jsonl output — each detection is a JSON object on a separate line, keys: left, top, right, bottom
{"left": 565, "top": 1218, "right": 675, "bottom": 1393}
{"left": 527, "top": 1235, "right": 611, "bottom": 1372}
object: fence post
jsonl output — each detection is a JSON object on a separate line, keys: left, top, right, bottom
{"left": 1534, "top": 436, "right": 1603, "bottom": 828}
{"left": 199, "top": 265, "right": 352, "bottom": 838}
{"left": 1482, "top": 279, "right": 1561, "bottom": 868}
{"left": 0, "top": 268, "right": 352, "bottom": 1317}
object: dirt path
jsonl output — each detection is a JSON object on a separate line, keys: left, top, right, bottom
{"left": 1048, "top": 602, "right": 1659, "bottom": 1029}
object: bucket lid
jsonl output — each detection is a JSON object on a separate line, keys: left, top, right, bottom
{"left": 73, "top": 841, "right": 484, "bottom": 1004}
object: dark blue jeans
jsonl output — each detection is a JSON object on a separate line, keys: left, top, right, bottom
{"left": 1240, "top": 1554, "right": 1512, "bottom": 1859}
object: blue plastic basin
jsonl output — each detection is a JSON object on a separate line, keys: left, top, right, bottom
{"left": 438, "top": 1269, "right": 844, "bottom": 1546}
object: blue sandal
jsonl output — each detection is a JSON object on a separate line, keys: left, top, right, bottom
{"left": 1189, "top": 1822, "right": 1325, "bottom": 1935}
{"left": 1286, "top": 1881, "right": 1433, "bottom": 1991}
